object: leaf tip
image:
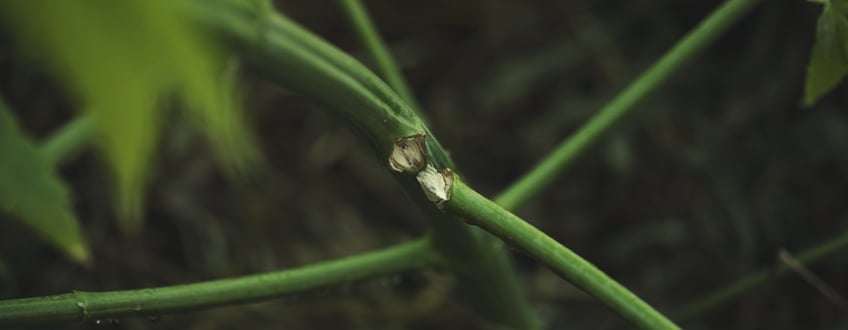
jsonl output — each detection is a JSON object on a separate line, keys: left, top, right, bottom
{"left": 66, "top": 241, "right": 93, "bottom": 267}
{"left": 116, "top": 189, "right": 145, "bottom": 235}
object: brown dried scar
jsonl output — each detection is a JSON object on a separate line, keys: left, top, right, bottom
{"left": 388, "top": 134, "right": 427, "bottom": 173}
{"left": 416, "top": 165, "right": 454, "bottom": 208}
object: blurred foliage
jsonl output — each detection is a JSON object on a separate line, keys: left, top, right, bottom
{"left": 2, "top": 0, "right": 848, "bottom": 329}
{"left": 0, "top": 0, "right": 260, "bottom": 234}
{"left": 0, "top": 101, "right": 90, "bottom": 264}
{"left": 805, "top": 0, "right": 848, "bottom": 106}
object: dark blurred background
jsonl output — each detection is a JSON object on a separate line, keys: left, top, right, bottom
{"left": 2, "top": 0, "right": 848, "bottom": 329}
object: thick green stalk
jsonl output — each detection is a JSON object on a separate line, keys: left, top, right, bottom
{"left": 42, "top": 115, "right": 94, "bottom": 165}
{"left": 673, "top": 231, "right": 848, "bottom": 321}
{"left": 495, "top": 0, "right": 763, "bottom": 211}
{"left": 191, "top": 0, "right": 424, "bottom": 158}
{"left": 336, "top": 0, "right": 455, "bottom": 170}
{"left": 337, "top": 0, "right": 456, "bottom": 169}
{"left": 395, "top": 177, "right": 540, "bottom": 328}
{"left": 447, "top": 179, "right": 679, "bottom": 330}
{"left": 0, "top": 237, "right": 440, "bottom": 325}
{"left": 337, "top": 1, "right": 538, "bottom": 326}
{"left": 189, "top": 1, "right": 539, "bottom": 328}
{"left": 338, "top": 0, "right": 419, "bottom": 109}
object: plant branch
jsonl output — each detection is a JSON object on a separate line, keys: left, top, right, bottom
{"left": 338, "top": 0, "right": 459, "bottom": 169}
{"left": 192, "top": 0, "right": 425, "bottom": 158}
{"left": 336, "top": 0, "right": 456, "bottom": 171}
{"left": 337, "top": 2, "right": 542, "bottom": 325}
{"left": 672, "top": 230, "right": 848, "bottom": 321}
{"left": 446, "top": 178, "right": 679, "bottom": 329}
{"left": 0, "top": 237, "right": 440, "bottom": 325}
{"left": 494, "top": 0, "right": 763, "bottom": 211}
{"left": 189, "top": 1, "right": 538, "bottom": 327}
{"left": 338, "top": 0, "right": 419, "bottom": 110}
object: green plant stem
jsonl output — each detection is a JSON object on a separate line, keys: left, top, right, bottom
{"left": 336, "top": 0, "right": 455, "bottom": 170}
{"left": 337, "top": 0, "right": 457, "bottom": 169}
{"left": 189, "top": 1, "right": 539, "bottom": 328}
{"left": 447, "top": 179, "right": 679, "bottom": 330}
{"left": 337, "top": 2, "right": 539, "bottom": 326}
{"left": 192, "top": 0, "right": 425, "bottom": 158}
{"left": 42, "top": 115, "right": 94, "bottom": 165}
{"left": 338, "top": 0, "right": 419, "bottom": 110}
{"left": 673, "top": 231, "right": 848, "bottom": 321}
{"left": 494, "top": 0, "right": 763, "bottom": 211}
{"left": 395, "top": 177, "right": 541, "bottom": 328}
{"left": 0, "top": 237, "right": 440, "bottom": 325}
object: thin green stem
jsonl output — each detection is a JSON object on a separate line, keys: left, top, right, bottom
{"left": 192, "top": 0, "right": 425, "bottom": 158}
{"left": 338, "top": 0, "right": 419, "bottom": 110}
{"left": 189, "top": 1, "right": 539, "bottom": 327}
{"left": 337, "top": 0, "right": 456, "bottom": 168}
{"left": 0, "top": 237, "right": 440, "bottom": 325}
{"left": 42, "top": 115, "right": 94, "bottom": 166}
{"left": 396, "top": 177, "right": 541, "bottom": 328}
{"left": 494, "top": 0, "right": 763, "bottom": 211}
{"left": 672, "top": 231, "right": 848, "bottom": 321}
{"left": 336, "top": 2, "right": 539, "bottom": 326}
{"left": 447, "top": 179, "right": 679, "bottom": 330}
{"left": 336, "top": 0, "right": 455, "bottom": 170}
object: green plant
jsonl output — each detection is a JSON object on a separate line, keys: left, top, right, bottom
{"left": 1, "top": 0, "right": 847, "bottom": 328}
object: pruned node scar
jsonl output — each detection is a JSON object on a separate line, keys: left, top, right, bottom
{"left": 389, "top": 134, "right": 427, "bottom": 173}
{"left": 416, "top": 165, "right": 454, "bottom": 208}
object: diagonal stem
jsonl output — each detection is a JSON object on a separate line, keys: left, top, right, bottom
{"left": 447, "top": 179, "right": 679, "bottom": 329}
{"left": 337, "top": 0, "right": 538, "bottom": 327}
{"left": 193, "top": 0, "right": 542, "bottom": 327}
{"left": 338, "top": 0, "right": 420, "bottom": 110}
{"left": 672, "top": 230, "right": 848, "bottom": 321}
{"left": 495, "top": 0, "right": 763, "bottom": 211}
{"left": 778, "top": 249, "right": 848, "bottom": 310}
{"left": 0, "top": 237, "right": 440, "bottom": 325}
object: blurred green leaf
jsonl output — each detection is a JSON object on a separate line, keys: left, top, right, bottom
{"left": 0, "top": 101, "right": 91, "bottom": 265}
{"left": 834, "top": 0, "right": 848, "bottom": 13}
{"left": 804, "top": 2, "right": 848, "bottom": 106}
{"left": 0, "top": 0, "right": 260, "bottom": 233}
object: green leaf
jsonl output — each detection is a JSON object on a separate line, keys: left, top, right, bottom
{"left": 0, "top": 101, "right": 91, "bottom": 265}
{"left": 804, "top": 3, "right": 848, "bottom": 106}
{"left": 833, "top": 0, "right": 848, "bottom": 14}
{"left": 0, "top": 0, "right": 260, "bottom": 233}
